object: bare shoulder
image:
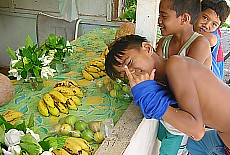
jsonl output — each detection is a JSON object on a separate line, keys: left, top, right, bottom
{"left": 155, "top": 37, "right": 166, "bottom": 56}
{"left": 165, "top": 55, "right": 188, "bottom": 74}
{"left": 198, "top": 32, "right": 217, "bottom": 47}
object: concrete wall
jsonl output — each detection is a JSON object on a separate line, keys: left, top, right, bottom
{"left": 0, "top": 0, "right": 120, "bottom": 67}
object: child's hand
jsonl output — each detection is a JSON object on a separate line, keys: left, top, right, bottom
{"left": 124, "top": 65, "right": 156, "bottom": 88}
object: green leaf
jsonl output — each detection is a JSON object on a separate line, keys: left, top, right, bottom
{"left": 39, "top": 141, "right": 50, "bottom": 151}
{"left": 24, "top": 36, "right": 34, "bottom": 49}
{"left": 21, "top": 133, "right": 38, "bottom": 144}
{"left": 21, "top": 70, "right": 28, "bottom": 79}
{"left": 31, "top": 53, "right": 37, "bottom": 63}
{"left": 14, "top": 61, "right": 24, "bottom": 69}
{"left": 15, "top": 122, "right": 26, "bottom": 133}
{"left": 6, "top": 47, "right": 18, "bottom": 60}
{"left": 33, "top": 66, "right": 40, "bottom": 77}
{"left": 0, "top": 124, "right": 6, "bottom": 143}
{"left": 24, "top": 63, "right": 33, "bottom": 71}
{"left": 19, "top": 142, "right": 41, "bottom": 155}
{"left": 22, "top": 48, "right": 32, "bottom": 59}
{"left": 27, "top": 114, "right": 34, "bottom": 128}
{"left": 47, "top": 34, "right": 57, "bottom": 47}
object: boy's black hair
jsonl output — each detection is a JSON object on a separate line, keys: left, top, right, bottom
{"left": 169, "top": 0, "right": 201, "bottom": 25}
{"left": 105, "top": 35, "right": 148, "bottom": 80}
{"left": 201, "top": 0, "right": 230, "bottom": 25}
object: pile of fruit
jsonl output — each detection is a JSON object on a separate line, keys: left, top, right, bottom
{"left": 38, "top": 80, "right": 83, "bottom": 117}
{"left": 96, "top": 76, "right": 133, "bottom": 103}
{"left": 82, "top": 57, "right": 107, "bottom": 81}
{"left": 52, "top": 136, "right": 93, "bottom": 155}
{"left": 52, "top": 115, "right": 105, "bottom": 144}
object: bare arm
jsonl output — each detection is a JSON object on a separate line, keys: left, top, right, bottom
{"left": 198, "top": 31, "right": 217, "bottom": 47}
{"left": 164, "top": 56, "right": 205, "bottom": 140}
{"left": 124, "top": 59, "right": 205, "bottom": 140}
{"left": 187, "top": 36, "right": 212, "bottom": 68}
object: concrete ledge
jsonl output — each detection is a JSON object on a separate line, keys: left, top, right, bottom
{"left": 95, "top": 103, "right": 143, "bottom": 155}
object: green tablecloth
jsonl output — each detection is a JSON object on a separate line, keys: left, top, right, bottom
{"left": 0, "top": 27, "right": 131, "bottom": 139}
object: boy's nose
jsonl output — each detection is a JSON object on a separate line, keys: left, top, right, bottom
{"left": 203, "top": 22, "right": 211, "bottom": 31}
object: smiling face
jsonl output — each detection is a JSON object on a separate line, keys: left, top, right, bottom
{"left": 194, "top": 8, "right": 221, "bottom": 33}
{"left": 112, "top": 43, "right": 155, "bottom": 79}
{"left": 158, "top": 0, "right": 182, "bottom": 36}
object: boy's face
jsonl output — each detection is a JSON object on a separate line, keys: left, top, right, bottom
{"left": 113, "top": 43, "right": 155, "bottom": 78}
{"left": 158, "top": 0, "right": 182, "bottom": 36}
{"left": 194, "top": 8, "right": 221, "bottom": 33}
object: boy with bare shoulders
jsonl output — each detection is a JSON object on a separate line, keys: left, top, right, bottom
{"left": 105, "top": 35, "right": 230, "bottom": 154}
{"left": 156, "top": 0, "right": 211, "bottom": 69}
{"left": 194, "top": 0, "right": 230, "bottom": 79}
{"left": 154, "top": 0, "right": 212, "bottom": 154}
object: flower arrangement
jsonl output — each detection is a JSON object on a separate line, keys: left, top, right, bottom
{"left": 0, "top": 115, "right": 66, "bottom": 155}
{"left": 40, "top": 34, "right": 73, "bottom": 65}
{"left": 7, "top": 36, "right": 56, "bottom": 81}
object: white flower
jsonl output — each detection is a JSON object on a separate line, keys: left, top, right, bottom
{"left": 41, "top": 148, "right": 53, "bottom": 155}
{"left": 8, "top": 69, "right": 22, "bottom": 81}
{"left": 8, "top": 145, "right": 21, "bottom": 154}
{"left": 2, "top": 148, "right": 14, "bottom": 155}
{"left": 11, "top": 60, "right": 19, "bottom": 67}
{"left": 66, "top": 41, "right": 70, "bottom": 46}
{"left": 41, "top": 66, "right": 56, "bottom": 79}
{"left": 26, "top": 128, "right": 40, "bottom": 142}
{"left": 4, "top": 129, "right": 24, "bottom": 147}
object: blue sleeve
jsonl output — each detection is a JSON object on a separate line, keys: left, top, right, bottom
{"left": 131, "top": 80, "right": 177, "bottom": 120}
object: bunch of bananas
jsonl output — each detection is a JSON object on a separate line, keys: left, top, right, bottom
{"left": 2, "top": 109, "right": 24, "bottom": 125}
{"left": 52, "top": 137, "right": 93, "bottom": 155}
{"left": 100, "top": 47, "right": 109, "bottom": 58}
{"left": 82, "top": 57, "right": 107, "bottom": 81}
{"left": 38, "top": 80, "right": 83, "bottom": 117}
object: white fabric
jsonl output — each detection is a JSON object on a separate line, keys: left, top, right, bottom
{"left": 58, "top": 0, "right": 78, "bottom": 22}
{"left": 160, "top": 120, "right": 186, "bottom": 136}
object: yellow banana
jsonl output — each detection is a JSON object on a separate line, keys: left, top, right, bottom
{"left": 69, "top": 137, "right": 92, "bottom": 152}
{"left": 91, "top": 57, "right": 105, "bottom": 63}
{"left": 88, "top": 72, "right": 101, "bottom": 79}
{"left": 98, "top": 71, "right": 106, "bottom": 77}
{"left": 43, "top": 94, "right": 55, "bottom": 108}
{"left": 99, "top": 65, "right": 105, "bottom": 71}
{"left": 49, "top": 90, "right": 67, "bottom": 103}
{"left": 2, "top": 109, "right": 24, "bottom": 122}
{"left": 53, "top": 87, "right": 75, "bottom": 96}
{"left": 71, "top": 87, "right": 83, "bottom": 98}
{"left": 82, "top": 70, "right": 94, "bottom": 81}
{"left": 85, "top": 65, "right": 101, "bottom": 73}
{"left": 80, "top": 150, "right": 89, "bottom": 155}
{"left": 47, "top": 105, "right": 60, "bottom": 117}
{"left": 54, "top": 79, "right": 78, "bottom": 88}
{"left": 65, "top": 99, "right": 78, "bottom": 110}
{"left": 88, "top": 60, "right": 104, "bottom": 68}
{"left": 63, "top": 137, "right": 82, "bottom": 154}
{"left": 54, "top": 102, "right": 68, "bottom": 114}
{"left": 66, "top": 96, "right": 82, "bottom": 106}
{"left": 53, "top": 148, "right": 71, "bottom": 155}
{"left": 37, "top": 99, "right": 49, "bottom": 117}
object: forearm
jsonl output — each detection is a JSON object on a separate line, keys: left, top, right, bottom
{"left": 162, "top": 106, "right": 205, "bottom": 141}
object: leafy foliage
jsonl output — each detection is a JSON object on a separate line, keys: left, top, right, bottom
{"left": 119, "top": 5, "right": 136, "bottom": 23}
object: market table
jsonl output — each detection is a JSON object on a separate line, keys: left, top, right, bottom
{"left": 0, "top": 27, "right": 132, "bottom": 141}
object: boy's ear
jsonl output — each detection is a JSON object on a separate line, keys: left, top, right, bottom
{"left": 142, "top": 42, "right": 153, "bottom": 54}
{"left": 181, "top": 13, "right": 191, "bottom": 25}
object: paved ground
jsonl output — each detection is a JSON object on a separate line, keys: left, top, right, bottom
{"left": 221, "top": 28, "right": 230, "bottom": 85}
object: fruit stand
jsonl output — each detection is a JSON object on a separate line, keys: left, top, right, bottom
{"left": 0, "top": 27, "right": 139, "bottom": 154}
